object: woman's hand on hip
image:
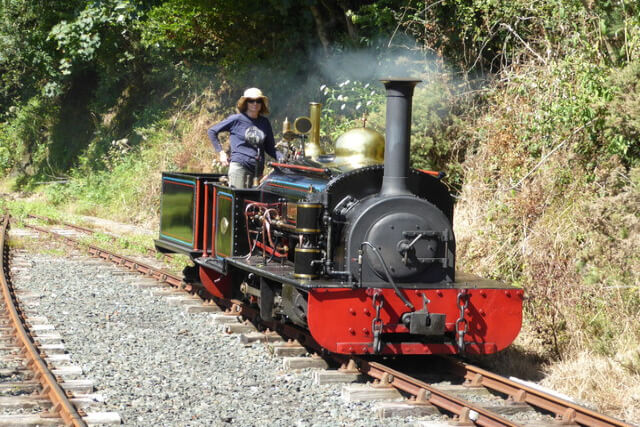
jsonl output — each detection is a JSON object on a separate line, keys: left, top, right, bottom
{"left": 219, "top": 151, "right": 229, "bottom": 166}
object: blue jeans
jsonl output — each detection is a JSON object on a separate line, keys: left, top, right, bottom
{"left": 228, "top": 162, "right": 255, "bottom": 188}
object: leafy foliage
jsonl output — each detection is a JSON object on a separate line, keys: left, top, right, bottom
{"left": 140, "top": 1, "right": 221, "bottom": 62}
{"left": 0, "top": 0, "right": 82, "bottom": 112}
{"left": 0, "top": 96, "right": 58, "bottom": 176}
{"left": 348, "top": 1, "right": 400, "bottom": 46}
{"left": 319, "top": 80, "right": 385, "bottom": 140}
{"left": 604, "top": 62, "right": 640, "bottom": 162}
{"left": 47, "top": 0, "right": 142, "bottom": 94}
{"left": 140, "top": 0, "right": 317, "bottom": 68}
{"left": 398, "top": 0, "right": 640, "bottom": 72}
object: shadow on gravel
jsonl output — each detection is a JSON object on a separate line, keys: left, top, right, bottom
{"left": 371, "top": 345, "right": 548, "bottom": 384}
{"left": 464, "top": 345, "right": 548, "bottom": 382}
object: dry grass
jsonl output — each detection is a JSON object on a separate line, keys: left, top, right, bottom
{"left": 6, "top": 236, "right": 27, "bottom": 250}
{"left": 79, "top": 85, "right": 234, "bottom": 229}
{"left": 467, "top": 323, "right": 548, "bottom": 381}
{"left": 8, "top": 234, "right": 64, "bottom": 257}
{"left": 174, "top": 84, "right": 232, "bottom": 173}
{"left": 454, "top": 68, "right": 640, "bottom": 422}
{"left": 457, "top": 149, "right": 640, "bottom": 421}
{"left": 541, "top": 351, "right": 640, "bottom": 423}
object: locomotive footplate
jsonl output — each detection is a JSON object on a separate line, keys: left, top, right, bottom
{"left": 205, "top": 254, "right": 519, "bottom": 292}
{"left": 195, "top": 256, "right": 227, "bottom": 274}
{"left": 155, "top": 239, "right": 203, "bottom": 258}
{"left": 223, "top": 256, "right": 348, "bottom": 290}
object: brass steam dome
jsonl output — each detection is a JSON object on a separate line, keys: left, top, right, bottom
{"left": 330, "top": 127, "right": 385, "bottom": 171}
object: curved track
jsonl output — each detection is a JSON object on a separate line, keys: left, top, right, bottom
{"left": 1, "top": 214, "right": 87, "bottom": 426}
{"left": 25, "top": 213, "right": 173, "bottom": 260}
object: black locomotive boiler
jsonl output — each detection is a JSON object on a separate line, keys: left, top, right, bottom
{"left": 155, "top": 79, "right": 523, "bottom": 355}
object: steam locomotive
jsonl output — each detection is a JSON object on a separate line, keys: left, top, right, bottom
{"left": 155, "top": 79, "right": 523, "bottom": 355}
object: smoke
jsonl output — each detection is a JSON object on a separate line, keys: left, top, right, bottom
{"left": 312, "top": 43, "right": 441, "bottom": 84}
{"left": 223, "top": 37, "right": 451, "bottom": 135}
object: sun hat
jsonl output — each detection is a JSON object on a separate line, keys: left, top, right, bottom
{"left": 236, "top": 87, "right": 270, "bottom": 114}
{"left": 243, "top": 87, "right": 266, "bottom": 99}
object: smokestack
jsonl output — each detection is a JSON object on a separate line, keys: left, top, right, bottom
{"left": 380, "top": 79, "right": 421, "bottom": 196}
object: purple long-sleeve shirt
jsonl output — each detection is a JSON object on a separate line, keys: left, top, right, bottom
{"left": 207, "top": 113, "right": 280, "bottom": 174}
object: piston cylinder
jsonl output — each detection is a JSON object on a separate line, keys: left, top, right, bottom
{"left": 294, "top": 247, "right": 322, "bottom": 279}
{"left": 295, "top": 203, "right": 322, "bottom": 233}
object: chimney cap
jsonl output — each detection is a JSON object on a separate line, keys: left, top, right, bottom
{"left": 380, "top": 78, "right": 421, "bottom": 84}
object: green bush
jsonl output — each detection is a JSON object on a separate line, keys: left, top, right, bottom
{"left": 604, "top": 62, "right": 640, "bottom": 164}
{"left": 400, "top": 0, "right": 639, "bottom": 72}
{"left": 0, "top": 96, "right": 58, "bottom": 178}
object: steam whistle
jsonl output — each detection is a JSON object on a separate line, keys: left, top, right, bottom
{"left": 293, "top": 102, "right": 325, "bottom": 159}
{"left": 277, "top": 117, "right": 298, "bottom": 161}
{"left": 282, "top": 117, "right": 296, "bottom": 141}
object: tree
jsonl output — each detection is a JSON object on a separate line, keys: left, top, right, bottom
{"left": 0, "top": 0, "right": 83, "bottom": 113}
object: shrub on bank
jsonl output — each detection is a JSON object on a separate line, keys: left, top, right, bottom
{"left": 455, "top": 57, "right": 639, "bottom": 366}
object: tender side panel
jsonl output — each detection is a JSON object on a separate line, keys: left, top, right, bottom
{"left": 194, "top": 179, "right": 202, "bottom": 251}
{"left": 159, "top": 175, "right": 196, "bottom": 251}
{"left": 195, "top": 175, "right": 225, "bottom": 252}
{"left": 156, "top": 172, "right": 224, "bottom": 255}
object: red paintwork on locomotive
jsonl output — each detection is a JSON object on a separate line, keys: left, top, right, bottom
{"left": 199, "top": 267, "right": 231, "bottom": 299}
{"left": 307, "top": 287, "right": 523, "bottom": 355}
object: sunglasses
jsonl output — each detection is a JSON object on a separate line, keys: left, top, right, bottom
{"left": 247, "top": 99, "right": 263, "bottom": 104}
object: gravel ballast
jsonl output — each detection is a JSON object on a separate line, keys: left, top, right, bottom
{"left": 9, "top": 244, "right": 441, "bottom": 426}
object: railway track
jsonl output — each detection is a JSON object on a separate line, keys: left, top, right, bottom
{"left": 14, "top": 213, "right": 635, "bottom": 426}
{"left": 0, "top": 214, "right": 120, "bottom": 426}
{"left": 24, "top": 213, "right": 173, "bottom": 261}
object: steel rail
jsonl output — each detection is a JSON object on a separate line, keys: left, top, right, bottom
{"left": 357, "top": 359, "right": 519, "bottom": 427}
{"left": 23, "top": 223, "right": 183, "bottom": 288}
{"left": 1, "top": 214, "right": 87, "bottom": 427}
{"left": 24, "top": 221, "right": 324, "bottom": 354}
{"left": 26, "top": 213, "right": 94, "bottom": 234}
{"left": 26, "top": 214, "right": 171, "bottom": 259}
{"left": 444, "top": 359, "right": 633, "bottom": 427}
{"left": 25, "top": 221, "right": 327, "bottom": 350}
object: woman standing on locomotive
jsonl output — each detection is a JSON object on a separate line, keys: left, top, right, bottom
{"left": 207, "top": 87, "right": 281, "bottom": 188}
